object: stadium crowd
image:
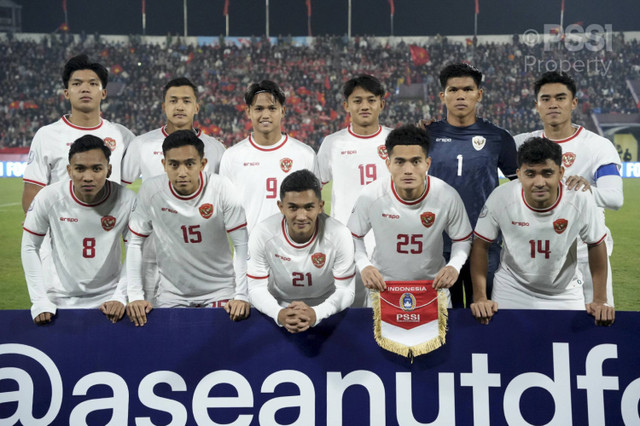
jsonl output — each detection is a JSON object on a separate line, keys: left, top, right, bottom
{"left": 1, "top": 32, "right": 639, "bottom": 149}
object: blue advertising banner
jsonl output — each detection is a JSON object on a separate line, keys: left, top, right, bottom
{"left": 1, "top": 308, "right": 639, "bottom": 425}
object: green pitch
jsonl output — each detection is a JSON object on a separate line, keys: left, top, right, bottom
{"left": 1, "top": 178, "right": 638, "bottom": 310}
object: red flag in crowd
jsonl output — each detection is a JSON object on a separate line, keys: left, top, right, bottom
{"left": 324, "top": 75, "right": 330, "bottom": 90}
{"left": 306, "top": 0, "right": 311, "bottom": 17}
{"left": 475, "top": 0, "right": 479, "bottom": 14}
{"left": 409, "top": 45, "right": 429, "bottom": 66}
{"left": 223, "top": 0, "right": 229, "bottom": 16}
{"left": 142, "top": 0, "right": 145, "bottom": 14}
{"left": 62, "top": 0, "right": 67, "bottom": 13}
{"left": 111, "top": 64, "right": 123, "bottom": 74}
{"left": 58, "top": 23, "right": 69, "bottom": 32}
{"left": 388, "top": 0, "right": 395, "bottom": 15}
{"left": 561, "top": 0, "right": 564, "bottom": 12}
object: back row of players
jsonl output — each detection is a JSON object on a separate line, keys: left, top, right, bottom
{"left": 21, "top": 54, "right": 621, "bottom": 328}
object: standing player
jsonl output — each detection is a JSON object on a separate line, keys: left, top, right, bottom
{"left": 425, "top": 63, "right": 518, "bottom": 308}
{"left": 247, "top": 170, "right": 355, "bottom": 333}
{"left": 348, "top": 125, "right": 472, "bottom": 305}
{"left": 22, "top": 54, "right": 134, "bottom": 212}
{"left": 126, "top": 130, "right": 250, "bottom": 326}
{"left": 470, "top": 137, "right": 614, "bottom": 326}
{"left": 121, "top": 77, "right": 226, "bottom": 302}
{"left": 219, "top": 80, "right": 318, "bottom": 233}
{"left": 121, "top": 77, "right": 226, "bottom": 183}
{"left": 21, "top": 135, "right": 135, "bottom": 325}
{"left": 514, "top": 71, "right": 623, "bottom": 306}
{"left": 317, "top": 74, "right": 392, "bottom": 307}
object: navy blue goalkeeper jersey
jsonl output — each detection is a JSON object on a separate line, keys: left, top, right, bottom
{"left": 426, "top": 118, "right": 517, "bottom": 250}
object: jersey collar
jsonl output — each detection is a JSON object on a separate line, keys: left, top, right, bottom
{"left": 62, "top": 115, "right": 103, "bottom": 131}
{"left": 161, "top": 125, "right": 202, "bottom": 138}
{"left": 348, "top": 125, "right": 382, "bottom": 139}
{"left": 281, "top": 217, "right": 318, "bottom": 249}
{"left": 390, "top": 176, "right": 430, "bottom": 205}
{"left": 69, "top": 180, "right": 111, "bottom": 207}
{"left": 542, "top": 125, "right": 583, "bottom": 143}
{"left": 249, "top": 133, "right": 288, "bottom": 151}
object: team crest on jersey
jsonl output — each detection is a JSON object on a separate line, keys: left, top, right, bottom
{"left": 420, "top": 212, "right": 435, "bottom": 228}
{"left": 553, "top": 218, "right": 568, "bottom": 234}
{"left": 103, "top": 137, "right": 117, "bottom": 152}
{"left": 400, "top": 292, "right": 417, "bottom": 311}
{"left": 101, "top": 216, "right": 116, "bottom": 231}
{"left": 280, "top": 158, "right": 293, "bottom": 173}
{"left": 199, "top": 203, "right": 214, "bottom": 219}
{"left": 311, "top": 252, "right": 326, "bottom": 268}
{"left": 472, "top": 136, "right": 486, "bottom": 151}
{"left": 377, "top": 145, "right": 388, "bottom": 160}
{"left": 562, "top": 152, "right": 576, "bottom": 168}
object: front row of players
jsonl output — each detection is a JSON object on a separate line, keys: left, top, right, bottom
{"left": 21, "top": 126, "right": 615, "bottom": 328}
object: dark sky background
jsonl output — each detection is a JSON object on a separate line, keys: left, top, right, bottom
{"left": 12, "top": 0, "right": 640, "bottom": 37}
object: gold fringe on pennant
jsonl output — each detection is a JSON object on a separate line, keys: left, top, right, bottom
{"left": 371, "top": 290, "right": 448, "bottom": 360}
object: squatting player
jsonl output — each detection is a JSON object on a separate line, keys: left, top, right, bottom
{"left": 21, "top": 135, "right": 135, "bottom": 325}
{"left": 425, "top": 63, "right": 518, "bottom": 308}
{"left": 514, "top": 71, "right": 623, "bottom": 306}
{"left": 219, "top": 80, "right": 318, "bottom": 233}
{"left": 126, "top": 130, "right": 250, "bottom": 326}
{"left": 317, "top": 74, "right": 392, "bottom": 307}
{"left": 121, "top": 77, "right": 226, "bottom": 302}
{"left": 470, "top": 137, "right": 614, "bottom": 326}
{"left": 348, "top": 125, "right": 472, "bottom": 305}
{"left": 247, "top": 170, "right": 356, "bottom": 333}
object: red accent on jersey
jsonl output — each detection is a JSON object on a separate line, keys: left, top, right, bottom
{"left": 69, "top": 180, "right": 112, "bottom": 207}
{"left": 249, "top": 134, "right": 289, "bottom": 152}
{"left": 247, "top": 273, "right": 270, "bottom": 280}
{"left": 101, "top": 215, "right": 116, "bottom": 231}
{"left": 128, "top": 225, "right": 150, "bottom": 238}
{"left": 121, "top": 179, "right": 133, "bottom": 185}
{"left": 351, "top": 232, "right": 365, "bottom": 239}
{"left": 377, "top": 145, "right": 388, "bottom": 160}
{"left": 587, "top": 233, "right": 607, "bottom": 247}
{"left": 522, "top": 183, "right": 563, "bottom": 213}
{"left": 347, "top": 125, "right": 383, "bottom": 139}
{"left": 473, "top": 230, "right": 494, "bottom": 243}
{"left": 226, "top": 222, "right": 247, "bottom": 233}
{"left": 390, "top": 176, "right": 430, "bottom": 205}
{"left": 161, "top": 126, "right": 202, "bottom": 138}
{"left": 281, "top": 217, "right": 318, "bottom": 248}
{"left": 23, "top": 226, "right": 46, "bottom": 237}
{"left": 562, "top": 152, "right": 576, "bottom": 168}
{"left": 23, "top": 178, "right": 47, "bottom": 187}
{"left": 553, "top": 218, "right": 568, "bottom": 234}
{"left": 452, "top": 231, "right": 473, "bottom": 242}
{"left": 335, "top": 273, "right": 356, "bottom": 280}
{"left": 542, "top": 126, "right": 583, "bottom": 143}
{"left": 62, "top": 115, "right": 103, "bottom": 131}
{"left": 199, "top": 203, "right": 214, "bottom": 219}
{"left": 420, "top": 211, "right": 435, "bottom": 228}
{"left": 280, "top": 157, "right": 293, "bottom": 173}
{"left": 168, "top": 172, "right": 204, "bottom": 200}
{"left": 311, "top": 252, "right": 326, "bottom": 268}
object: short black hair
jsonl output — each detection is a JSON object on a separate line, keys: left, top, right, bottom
{"left": 517, "top": 137, "right": 562, "bottom": 167}
{"left": 68, "top": 135, "right": 111, "bottom": 162}
{"left": 162, "top": 129, "right": 204, "bottom": 158}
{"left": 343, "top": 74, "right": 385, "bottom": 99}
{"left": 244, "top": 80, "right": 286, "bottom": 106}
{"left": 438, "top": 63, "right": 483, "bottom": 89}
{"left": 280, "top": 169, "right": 322, "bottom": 201}
{"left": 385, "top": 124, "right": 430, "bottom": 157}
{"left": 533, "top": 71, "right": 577, "bottom": 98}
{"left": 162, "top": 77, "right": 198, "bottom": 100}
{"left": 62, "top": 54, "right": 108, "bottom": 89}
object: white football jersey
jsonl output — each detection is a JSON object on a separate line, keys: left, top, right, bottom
{"left": 247, "top": 214, "right": 355, "bottom": 326}
{"left": 514, "top": 126, "right": 620, "bottom": 259}
{"left": 474, "top": 180, "right": 607, "bottom": 295}
{"left": 121, "top": 126, "right": 226, "bottom": 184}
{"left": 24, "top": 116, "right": 134, "bottom": 187}
{"left": 348, "top": 175, "right": 472, "bottom": 281}
{"left": 22, "top": 180, "right": 135, "bottom": 315}
{"left": 127, "top": 171, "right": 247, "bottom": 304}
{"left": 317, "top": 125, "right": 392, "bottom": 225}
{"left": 219, "top": 133, "right": 319, "bottom": 232}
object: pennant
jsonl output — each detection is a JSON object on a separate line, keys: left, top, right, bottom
{"left": 372, "top": 281, "right": 447, "bottom": 358}
{"left": 223, "top": 0, "right": 229, "bottom": 16}
{"left": 388, "top": 0, "right": 395, "bottom": 16}
{"left": 475, "top": 0, "right": 479, "bottom": 14}
{"left": 306, "top": 0, "right": 311, "bottom": 17}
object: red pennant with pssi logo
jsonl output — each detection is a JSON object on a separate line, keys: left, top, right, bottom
{"left": 101, "top": 216, "right": 116, "bottom": 231}
{"left": 199, "top": 203, "right": 214, "bottom": 219}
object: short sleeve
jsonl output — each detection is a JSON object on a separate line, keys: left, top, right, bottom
{"left": 473, "top": 192, "right": 500, "bottom": 243}
{"left": 317, "top": 137, "right": 332, "bottom": 185}
{"left": 23, "top": 130, "right": 50, "bottom": 186}
{"left": 121, "top": 138, "right": 142, "bottom": 184}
